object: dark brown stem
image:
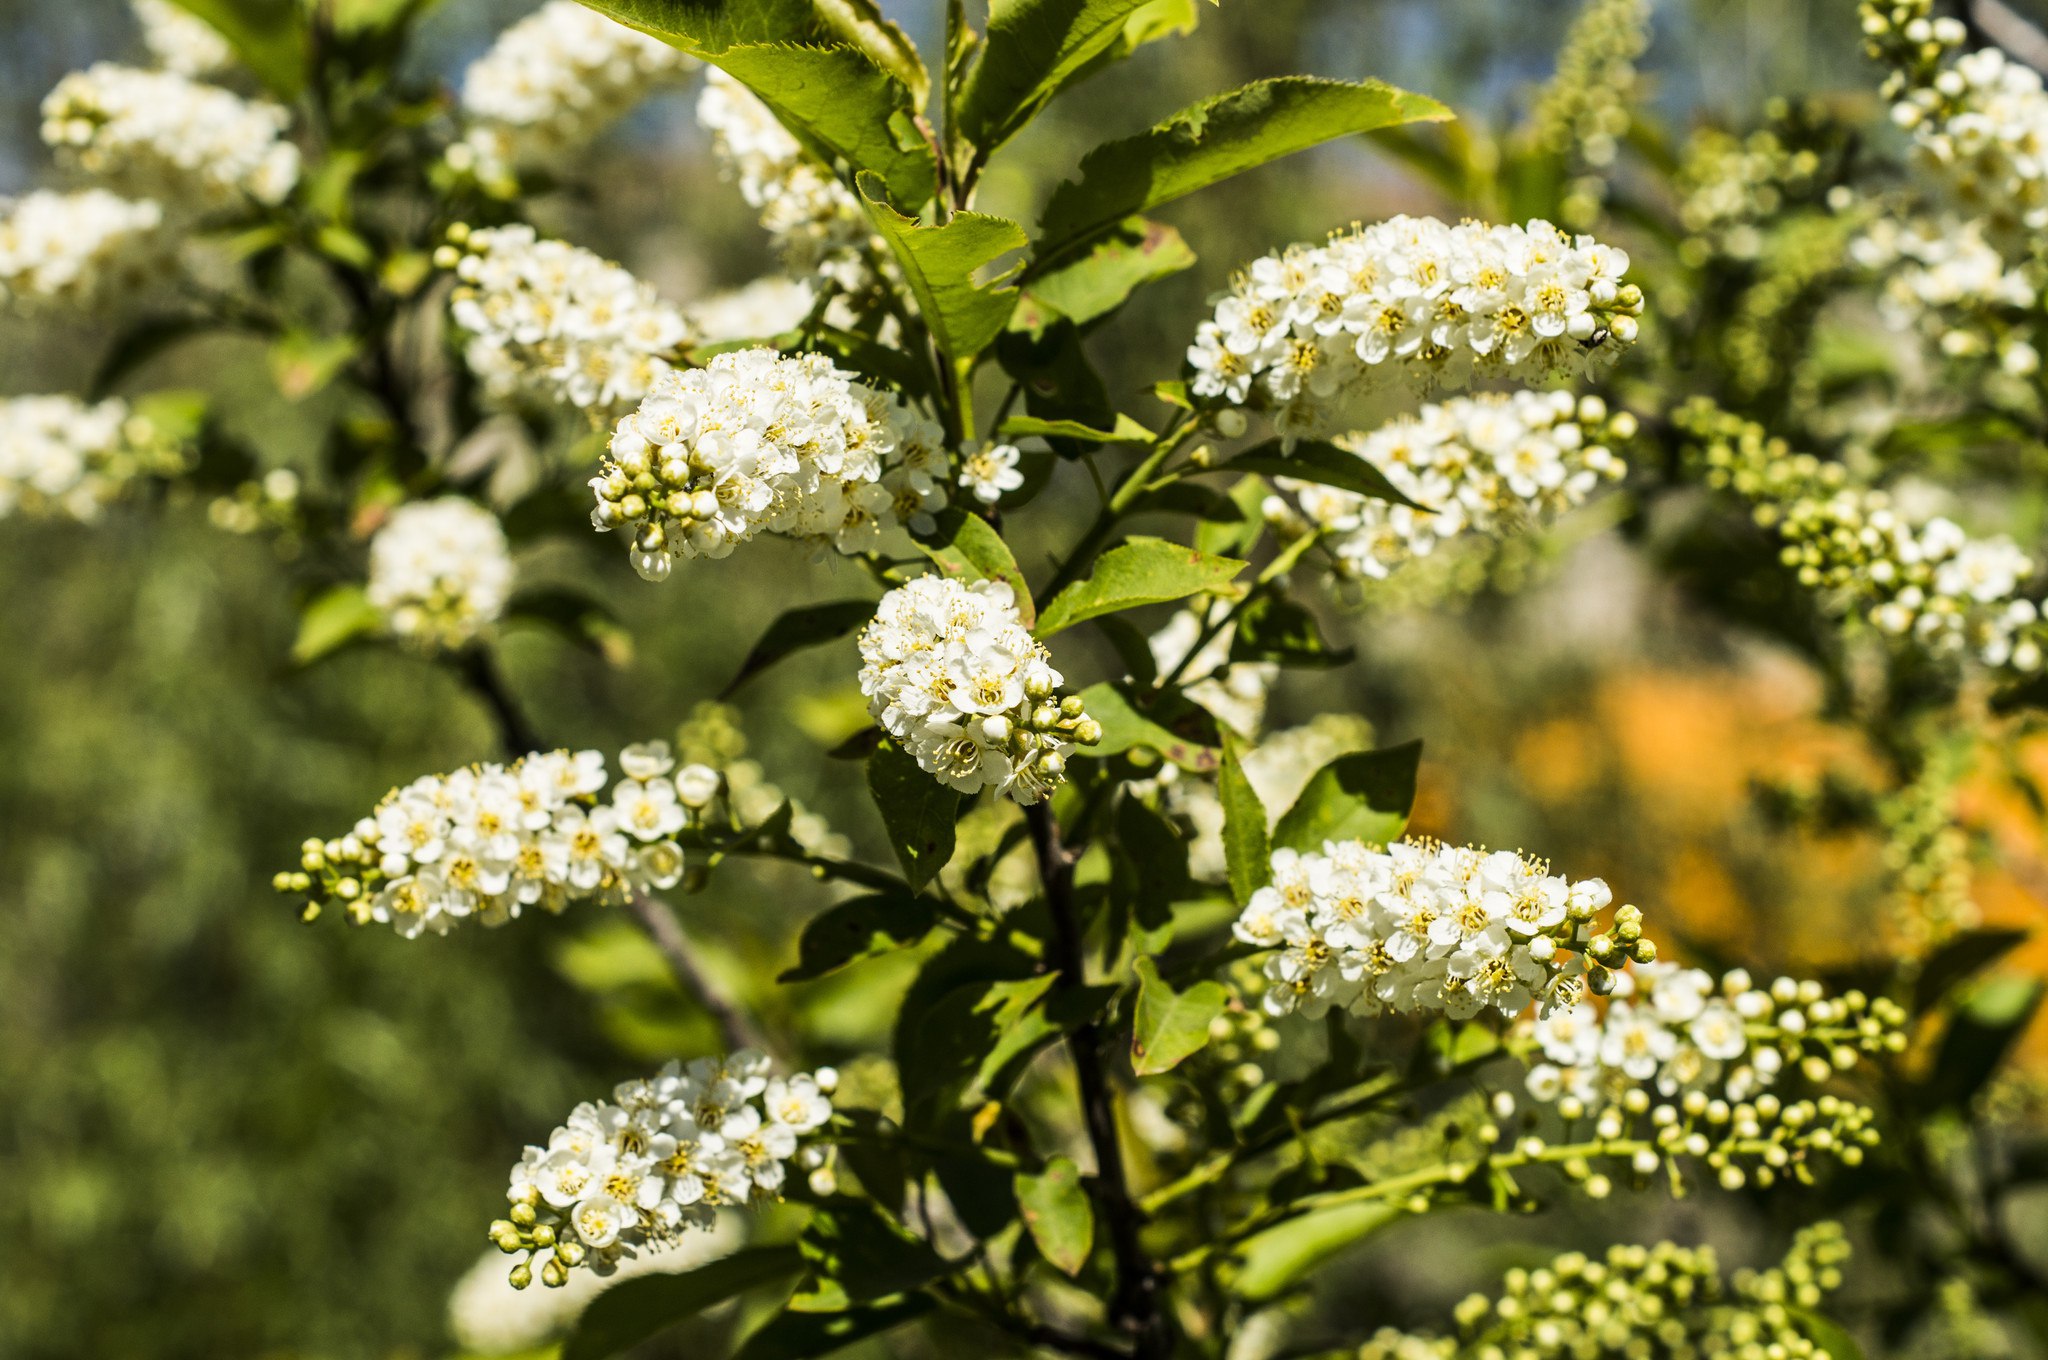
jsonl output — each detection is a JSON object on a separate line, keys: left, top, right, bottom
{"left": 624, "top": 890, "right": 774, "bottom": 1056}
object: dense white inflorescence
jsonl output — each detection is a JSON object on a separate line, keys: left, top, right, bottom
{"left": 450, "top": 0, "right": 692, "bottom": 187}
{"left": 493, "top": 1054, "right": 836, "bottom": 1286}
{"left": 0, "top": 394, "right": 188, "bottom": 522}
{"left": 588, "top": 348, "right": 949, "bottom": 577}
{"left": 366, "top": 497, "right": 515, "bottom": 651}
{"left": 1849, "top": 216, "right": 2041, "bottom": 374}
{"left": 133, "top": 0, "right": 235, "bottom": 78}
{"left": 697, "top": 69, "right": 875, "bottom": 289}
{"left": 1187, "top": 216, "right": 1643, "bottom": 438}
{"left": 444, "top": 224, "right": 691, "bottom": 415}
{"left": 0, "top": 188, "right": 165, "bottom": 311}
{"left": 1266, "top": 391, "right": 1632, "bottom": 581}
{"left": 858, "top": 576, "right": 1100, "bottom": 805}
{"left": 41, "top": 63, "right": 299, "bottom": 209}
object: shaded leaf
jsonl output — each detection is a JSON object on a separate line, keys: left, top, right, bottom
{"left": 796, "top": 1200, "right": 946, "bottom": 1304}
{"left": 1015, "top": 1156, "right": 1094, "bottom": 1276}
{"left": 723, "top": 598, "right": 876, "bottom": 698}
{"left": 857, "top": 174, "right": 1025, "bottom": 357}
{"left": 508, "top": 586, "right": 633, "bottom": 667}
{"left": 1036, "top": 536, "right": 1246, "bottom": 637}
{"left": 167, "top": 0, "right": 306, "bottom": 97}
{"left": 1272, "top": 741, "right": 1421, "bottom": 854}
{"left": 1924, "top": 976, "right": 2044, "bottom": 1111}
{"left": 291, "top": 585, "right": 381, "bottom": 666}
{"left": 867, "top": 743, "right": 962, "bottom": 891}
{"left": 1077, "top": 681, "right": 1219, "bottom": 771}
{"left": 1219, "top": 733, "right": 1270, "bottom": 907}
{"left": 733, "top": 1294, "right": 937, "bottom": 1360}
{"left": 994, "top": 320, "right": 1115, "bottom": 429}
{"left": 1131, "top": 956, "right": 1226, "bottom": 1075}
{"left": 1014, "top": 217, "right": 1195, "bottom": 333}
{"left": 912, "top": 508, "right": 1034, "bottom": 626}
{"left": 563, "top": 1246, "right": 803, "bottom": 1360}
{"left": 1913, "top": 927, "right": 2032, "bottom": 1016}
{"left": 91, "top": 315, "right": 218, "bottom": 400}
{"left": 955, "top": 0, "right": 1156, "bottom": 152}
{"left": 1231, "top": 594, "right": 1351, "bottom": 668}
{"left": 1111, "top": 792, "right": 1192, "bottom": 933}
{"left": 1226, "top": 439, "right": 1425, "bottom": 508}
{"left": 780, "top": 893, "right": 939, "bottom": 982}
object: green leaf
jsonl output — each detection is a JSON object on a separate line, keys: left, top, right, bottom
{"left": 1272, "top": 741, "right": 1422, "bottom": 854}
{"left": 995, "top": 320, "right": 1116, "bottom": 429}
{"left": 1790, "top": 1310, "right": 1868, "bottom": 1360}
{"left": 733, "top": 1294, "right": 937, "bottom": 1360}
{"left": 811, "top": 0, "right": 930, "bottom": 106}
{"left": 911, "top": 508, "right": 1034, "bottom": 625}
{"left": 1131, "top": 956, "right": 1226, "bottom": 1075}
{"left": 1015, "top": 1156, "right": 1094, "bottom": 1276}
{"left": 575, "top": 0, "right": 851, "bottom": 55}
{"left": 91, "top": 315, "right": 218, "bottom": 400}
{"left": 1225, "top": 439, "right": 1425, "bottom": 509}
{"left": 1036, "top": 536, "right": 1247, "bottom": 637}
{"left": 1111, "top": 793, "right": 1192, "bottom": 933}
{"left": 866, "top": 742, "right": 962, "bottom": 891}
{"left": 897, "top": 963, "right": 1061, "bottom": 1119}
{"left": 779, "top": 892, "right": 939, "bottom": 982}
{"left": 269, "top": 332, "right": 361, "bottom": 402}
{"left": 955, "top": 0, "right": 1156, "bottom": 152}
{"left": 856, "top": 173, "right": 1025, "bottom": 358}
{"left": 507, "top": 586, "right": 633, "bottom": 667}
{"left": 562, "top": 1246, "right": 804, "bottom": 1360}
{"left": 1036, "top": 76, "right": 1450, "bottom": 263}
{"left": 712, "top": 45, "right": 936, "bottom": 207}
{"left": 291, "top": 585, "right": 382, "bottom": 666}
{"left": 1013, "top": 217, "right": 1195, "bottom": 333}
{"left": 998, "top": 413, "right": 1155, "bottom": 445}
{"left": 1912, "top": 927, "right": 2032, "bottom": 1015}
{"left": 796, "top": 1200, "right": 946, "bottom": 1304}
{"left": 167, "top": 0, "right": 307, "bottom": 97}
{"left": 1077, "top": 681, "right": 1219, "bottom": 771}
{"left": 1219, "top": 733, "right": 1269, "bottom": 908}
{"left": 722, "top": 598, "right": 877, "bottom": 698}
{"left": 1231, "top": 594, "right": 1351, "bottom": 668}
{"left": 1231, "top": 1203, "right": 1402, "bottom": 1303}
{"left": 1924, "top": 975, "right": 2044, "bottom": 1111}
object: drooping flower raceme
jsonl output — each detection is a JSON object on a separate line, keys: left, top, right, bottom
{"left": 0, "top": 393, "right": 190, "bottom": 522}
{"left": 41, "top": 63, "right": 299, "bottom": 210}
{"left": 0, "top": 188, "right": 165, "bottom": 311}
{"left": 1265, "top": 390, "right": 1633, "bottom": 581}
{"left": 589, "top": 348, "right": 949, "bottom": 578}
{"left": 366, "top": 497, "right": 515, "bottom": 651}
{"left": 133, "top": 0, "right": 235, "bottom": 78}
{"left": 1187, "top": 216, "right": 1643, "bottom": 439}
{"left": 490, "top": 1053, "right": 836, "bottom": 1287}
{"left": 274, "top": 741, "right": 708, "bottom": 937}
{"left": 449, "top": 0, "right": 692, "bottom": 187}
{"left": 858, "top": 576, "right": 1101, "bottom": 805}
{"left": 442, "top": 224, "right": 691, "bottom": 416}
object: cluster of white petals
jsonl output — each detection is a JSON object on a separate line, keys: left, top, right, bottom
{"left": 1267, "top": 391, "right": 1632, "bottom": 581}
{"left": 1879, "top": 22, "right": 2048, "bottom": 241}
{"left": 276, "top": 740, "right": 732, "bottom": 937}
{"left": 1188, "top": 216, "right": 1643, "bottom": 438}
{"left": 1849, "top": 216, "right": 2041, "bottom": 375}
{"left": 589, "top": 347, "right": 948, "bottom": 577}
{"left": 0, "top": 393, "right": 187, "bottom": 522}
{"left": 133, "top": 0, "right": 235, "bottom": 78}
{"left": 495, "top": 1054, "right": 835, "bottom": 1286}
{"left": 0, "top": 188, "right": 165, "bottom": 311}
{"left": 687, "top": 276, "right": 818, "bottom": 343}
{"left": 41, "top": 63, "right": 299, "bottom": 209}
{"left": 450, "top": 0, "right": 691, "bottom": 186}
{"left": 859, "top": 577, "right": 1100, "bottom": 804}
{"left": 444, "top": 224, "right": 690, "bottom": 415}
{"left": 1235, "top": 839, "right": 1630, "bottom": 1021}
{"left": 366, "top": 497, "right": 515, "bottom": 651}
{"left": 697, "top": 69, "right": 875, "bottom": 289}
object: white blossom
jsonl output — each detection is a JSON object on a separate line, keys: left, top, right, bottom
{"left": 1147, "top": 606, "right": 1276, "bottom": 738}
{"left": 957, "top": 441, "right": 1026, "bottom": 506}
{"left": 444, "top": 224, "right": 691, "bottom": 415}
{"left": 0, "top": 188, "right": 166, "bottom": 312}
{"left": 1187, "top": 216, "right": 1643, "bottom": 439}
{"left": 133, "top": 0, "right": 235, "bottom": 78}
{"left": 366, "top": 497, "right": 515, "bottom": 651}
{"left": 688, "top": 276, "right": 818, "bottom": 343}
{"left": 0, "top": 393, "right": 188, "bottom": 522}
{"left": 589, "top": 347, "right": 949, "bottom": 577}
{"left": 858, "top": 576, "right": 1100, "bottom": 804}
{"left": 41, "top": 63, "right": 299, "bottom": 210}
{"left": 1849, "top": 216, "right": 2041, "bottom": 374}
{"left": 1884, "top": 34, "right": 2048, "bottom": 241}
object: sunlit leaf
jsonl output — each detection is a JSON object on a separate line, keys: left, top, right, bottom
{"left": 856, "top": 174, "right": 1025, "bottom": 357}
{"left": 1131, "top": 956, "right": 1226, "bottom": 1075}
{"left": 1272, "top": 741, "right": 1422, "bottom": 853}
{"left": 1036, "top": 536, "right": 1246, "bottom": 637}
{"left": 1015, "top": 1156, "right": 1094, "bottom": 1275}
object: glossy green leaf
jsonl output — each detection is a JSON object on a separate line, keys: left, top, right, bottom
{"left": 733, "top": 1294, "right": 937, "bottom": 1360}
{"left": 911, "top": 508, "right": 1034, "bottom": 625}
{"left": 1219, "top": 733, "right": 1270, "bottom": 908}
{"left": 291, "top": 584, "right": 382, "bottom": 666}
{"left": 1231, "top": 594, "right": 1351, "bottom": 668}
{"left": 1036, "top": 536, "right": 1246, "bottom": 637}
{"left": 866, "top": 742, "right": 962, "bottom": 891}
{"left": 1131, "top": 956, "right": 1226, "bottom": 1075}
{"left": 1036, "top": 77, "right": 1450, "bottom": 263}
{"left": 1013, "top": 217, "right": 1195, "bottom": 333}
{"left": 1232, "top": 1203, "right": 1401, "bottom": 1302}
{"left": 954, "top": 0, "right": 1157, "bottom": 152}
{"left": 1015, "top": 1156, "right": 1094, "bottom": 1276}
{"left": 1077, "top": 681, "right": 1219, "bottom": 771}
{"left": 722, "top": 598, "right": 876, "bottom": 698}
{"left": 1272, "top": 741, "right": 1422, "bottom": 854}
{"left": 779, "top": 893, "right": 939, "bottom": 982}
{"left": 717, "top": 47, "right": 936, "bottom": 207}
{"left": 1226, "top": 439, "right": 1425, "bottom": 508}
{"left": 166, "top": 0, "right": 306, "bottom": 97}
{"left": 562, "top": 1246, "right": 804, "bottom": 1360}
{"left": 856, "top": 174, "right": 1025, "bottom": 357}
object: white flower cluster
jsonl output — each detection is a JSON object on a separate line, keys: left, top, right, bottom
{"left": 449, "top": 0, "right": 692, "bottom": 187}
{"left": 366, "top": 497, "right": 515, "bottom": 651}
{"left": 859, "top": 576, "right": 1101, "bottom": 804}
{"left": 443, "top": 224, "right": 690, "bottom": 415}
{"left": 687, "top": 276, "right": 818, "bottom": 343}
{"left": 275, "top": 740, "right": 729, "bottom": 937}
{"left": 698, "top": 69, "right": 876, "bottom": 290}
{"left": 133, "top": 0, "right": 235, "bottom": 78}
{"left": 0, "top": 188, "right": 165, "bottom": 311}
{"left": 1266, "top": 391, "right": 1632, "bottom": 582}
{"left": 1849, "top": 216, "right": 2042, "bottom": 375}
{"left": 0, "top": 393, "right": 188, "bottom": 522}
{"left": 1234, "top": 839, "right": 1638, "bottom": 1022}
{"left": 1187, "top": 216, "right": 1643, "bottom": 438}
{"left": 491, "top": 1053, "right": 836, "bottom": 1286}
{"left": 589, "top": 347, "right": 949, "bottom": 578}
{"left": 41, "top": 63, "right": 299, "bottom": 210}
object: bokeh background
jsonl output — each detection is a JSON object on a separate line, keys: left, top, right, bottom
{"left": 5, "top": 1, "right": 2047, "bottom": 1357}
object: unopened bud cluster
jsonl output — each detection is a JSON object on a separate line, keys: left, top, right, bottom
{"left": 1676, "top": 103, "right": 1849, "bottom": 265}
{"left": 1360, "top": 1222, "right": 1854, "bottom": 1360}
{"left": 366, "top": 497, "right": 514, "bottom": 652}
{"left": 1679, "top": 401, "right": 2044, "bottom": 671}
{"left": 494, "top": 1053, "right": 835, "bottom": 1286}
{"left": 276, "top": 740, "right": 724, "bottom": 937}
{"left": 133, "top": 0, "right": 235, "bottom": 79}
{"left": 1522, "top": 0, "right": 1650, "bottom": 226}
{"left": 0, "top": 188, "right": 166, "bottom": 312}
{"left": 1265, "top": 391, "right": 1631, "bottom": 582}
{"left": 441, "top": 224, "right": 691, "bottom": 416}
{"left": 859, "top": 577, "right": 1099, "bottom": 804}
{"left": 0, "top": 393, "right": 190, "bottom": 523}
{"left": 1187, "top": 216, "right": 1642, "bottom": 440}
{"left": 589, "top": 348, "right": 949, "bottom": 578}
{"left": 41, "top": 63, "right": 299, "bottom": 210}
{"left": 1879, "top": 749, "right": 1977, "bottom": 949}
